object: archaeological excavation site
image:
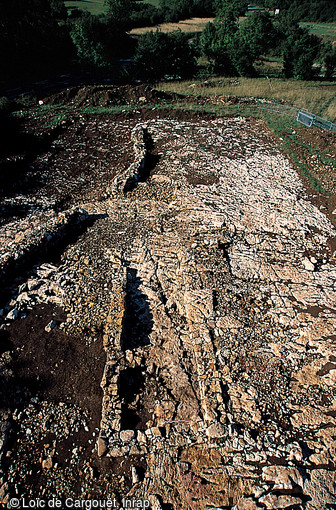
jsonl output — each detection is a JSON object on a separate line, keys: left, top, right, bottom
{"left": 1, "top": 85, "right": 336, "bottom": 510}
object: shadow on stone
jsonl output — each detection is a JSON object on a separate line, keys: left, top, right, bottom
{"left": 120, "top": 267, "right": 153, "bottom": 351}
{"left": 119, "top": 366, "right": 145, "bottom": 430}
{"left": 123, "top": 128, "right": 161, "bottom": 193}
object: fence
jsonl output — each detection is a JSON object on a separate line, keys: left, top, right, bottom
{"left": 256, "top": 100, "right": 336, "bottom": 132}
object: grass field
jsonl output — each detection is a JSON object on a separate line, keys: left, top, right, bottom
{"left": 129, "top": 16, "right": 213, "bottom": 35}
{"left": 64, "top": 0, "right": 162, "bottom": 16}
{"left": 139, "top": 0, "right": 161, "bottom": 6}
{"left": 157, "top": 77, "right": 336, "bottom": 122}
{"left": 301, "top": 22, "right": 336, "bottom": 42}
{"left": 64, "top": 0, "right": 107, "bottom": 15}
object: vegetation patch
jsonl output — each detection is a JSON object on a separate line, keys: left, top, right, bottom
{"left": 301, "top": 21, "right": 336, "bottom": 43}
{"left": 157, "top": 77, "right": 336, "bottom": 122}
{"left": 64, "top": 0, "right": 107, "bottom": 16}
{"left": 129, "top": 16, "right": 214, "bottom": 35}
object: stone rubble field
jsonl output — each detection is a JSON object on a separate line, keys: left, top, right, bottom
{"left": 0, "top": 110, "right": 336, "bottom": 509}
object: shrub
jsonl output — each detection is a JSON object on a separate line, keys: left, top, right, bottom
{"left": 283, "top": 27, "right": 322, "bottom": 79}
{"left": 323, "top": 43, "right": 336, "bottom": 79}
{"left": 70, "top": 13, "right": 133, "bottom": 68}
{"left": 135, "top": 30, "right": 197, "bottom": 81}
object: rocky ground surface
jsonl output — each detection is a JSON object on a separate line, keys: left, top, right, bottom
{"left": 0, "top": 89, "right": 336, "bottom": 509}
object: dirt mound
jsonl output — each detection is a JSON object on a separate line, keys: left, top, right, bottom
{"left": 44, "top": 84, "right": 178, "bottom": 107}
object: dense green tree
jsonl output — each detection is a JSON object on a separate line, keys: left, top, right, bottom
{"left": 283, "top": 26, "right": 322, "bottom": 79}
{"left": 135, "top": 30, "right": 197, "bottom": 80}
{"left": 200, "top": 1, "right": 238, "bottom": 74}
{"left": 104, "top": 0, "right": 135, "bottom": 29}
{"left": 129, "top": 3, "right": 162, "bottom": 28}
{"left": 228, "top": 37, "right": 255, "bottom": 76}
{"left": 200, "top": 4, "right": 274, "bottom": 76}
{"left": 238, "top": 12, "right": 277, "bottom": 59}
{"left": 0, "top": 0, "right": 71, "bottom": 83}
{"left": 323, "top": 42, "right": 336, "bottom": 79}
{"left": 70, "top": 13, "right": 109, "bottom": 67}
{"left": 215, "top": 0, "right": 247, "bottom": 19}
{"left": 159, "top": 0, "right": 217, "bottom": 23}
{"left": 50, "top": 0, "right": 67, "bottom": 19}
{"left": 226, "top": 11, "right": 278, "bottom": 76}
{"left": 70, "top": 12, "right": 134, "bottom": 68}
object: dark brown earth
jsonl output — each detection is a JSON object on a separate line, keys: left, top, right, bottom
{"left": 3, "top": 303, "right": 104, "bottom": 496}
{"left": 3, "top": 302, "right": 147, "bottom": 499}
{"left": 6, "top": 303, "right": 104, "bottom": 414}
{"left": 286, "top": 127, "right": 336, "bottom": 226}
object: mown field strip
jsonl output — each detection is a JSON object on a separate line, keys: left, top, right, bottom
{"left": 64, "top": 0, "right": 106, "bottom": 15}
{"left": 129, "top": 16, "right": 214, "bottom": 35}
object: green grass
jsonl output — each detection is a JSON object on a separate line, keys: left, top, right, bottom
{"left": 139, "top": 0, "right": 161, "bottom": 6}
{"left": 156, "top": 77, "right": 336, "bottom": 122}
{"left": 64, "top": 0, "right": 161, "bottom": 15}
{"left": 300, "top": 21, "right": 336, "bottom": 42}
{"left": 64, "top": 0, "right": 107, "bottom": 16}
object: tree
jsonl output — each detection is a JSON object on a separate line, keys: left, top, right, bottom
{"left": 70, "top": 13, "right": 109, "bottom": 68}
{"left": 135, "top": 30, "right": 197, "bottom": 81}
{"left": 70, "top": 12, "right": 134, "bottom": 68}
{"left": 238, "top": 12, "right": 277, "bottom": 59}
{"left": 159, "top": 0, "right": 217, "bottom": 23}
{"left": 223, "top": 11, "right": 278, "bottom": 76}
{"left": 228, "top": 37, "right": 255, "bottom": 76}
{"left": 323, "top": 42, "right": 336, "bottom": 79}
{"left": 200, "top": 1, "right": 238, "bottom": 74}
{"left": 104, "top": 0, "right": 135, "bottom": 29}
{"left": 200, "top": 4, "right": 277, "bottom": 76}
{"left": 283, "top": 27, "right": 321, "bottom": 79}
{"left": 129, "top": 3, "right": 162, "bottom": 28}
{"left": 50, "top": 0, "right": 67, "bottom": 20}
{"left": 0, "top": 0, "right": 72, "bottom": 83}
{"left": 215, "top": 0, "right": 246, "bottom": 19}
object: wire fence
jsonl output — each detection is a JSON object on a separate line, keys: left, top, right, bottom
{"left": 256, "top": 100, "right": 336, "bottom": 132}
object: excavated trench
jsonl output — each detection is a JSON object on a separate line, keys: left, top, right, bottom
{"left": 1, "top": 109, "right": 336, "bottom": 509}
{"left": 123, "top": 128, "right": 160, "bottom": 193}
{"left": 120, "top": 268, "right": 153, "bottom": 351}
